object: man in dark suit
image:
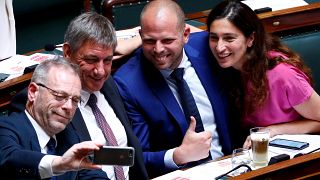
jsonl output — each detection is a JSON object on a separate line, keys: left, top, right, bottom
{"left": 9, "top": 12, "right": 148, "bottom": 180}
{"left": 113, "top": 0, "right": 232, "bottom": 178}
{"left": 0, "top": 57, "right": 108, "bottom": 179}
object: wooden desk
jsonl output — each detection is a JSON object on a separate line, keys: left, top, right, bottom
{"left": 186, "top": 2, "right": 320, "bottom": 32}
{"left": 152, "top": 151, "right": 320, "bottom": 179}
{"left": 233, "top": 151, "right": 320, "bottom": 179}
{"left": 0, "top": 73, "right": 32, "bottom": 110}
{"left": 257, "top": 2, "right": 320, "bottom": 33}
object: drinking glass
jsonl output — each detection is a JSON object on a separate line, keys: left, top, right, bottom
{"left": 250, "top": 127, "right": 270, "bottom": 168}
{"left": 231, "top": 148, "right": 252, "bottom": 176}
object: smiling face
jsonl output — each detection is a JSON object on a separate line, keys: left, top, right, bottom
{"left": 64, "top": 40, "right": 113, "bottom": 93}
{"left": 209, "top": 18, "right": 254, "bottom": 71}
{"left": 29, "top": 66, "right": 81, "bottom": 136}
{"left": 140, "top": 6, "right": 190, "bottom": 70}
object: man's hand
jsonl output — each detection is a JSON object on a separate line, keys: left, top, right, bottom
{"left": 173, "top": 116, "right": 212, "bottom": 165}
{"left": 52, "top": 141, "right": 102, "bottom": 173}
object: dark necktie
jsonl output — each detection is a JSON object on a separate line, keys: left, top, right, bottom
{"left": 171, "top": 68, "right": 205, "bottom": 132}
{"left": 47, "top": 138, "right": 57, "bottom": 180}
{"left": 87, "top": 94, "right": 125, "bottom": 180}
{"left": 47, "top": 137, "right": 56, "bottom": 155}
{"left": 171, "top": 68, "right": 212, "bottom": 163}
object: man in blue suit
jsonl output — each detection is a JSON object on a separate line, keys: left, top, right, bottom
{"left": 113, "top": 0, "right": 232, "bottom": 178}
{"left": 0, "top": 57, "right": 107, "bottom": 179}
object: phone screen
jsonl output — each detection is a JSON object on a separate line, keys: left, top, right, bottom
{"left": 269, "top": 138, "right": 309, "bottom": 150}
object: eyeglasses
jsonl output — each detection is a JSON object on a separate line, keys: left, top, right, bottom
{"left": 36, "top": 83, "right": 80, "bottom": 107}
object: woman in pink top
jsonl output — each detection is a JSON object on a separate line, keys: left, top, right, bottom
{"left": 206, "top": 0, "right": 320, "bottom": 147}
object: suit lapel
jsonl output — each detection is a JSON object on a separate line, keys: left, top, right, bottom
{"left": 71, "top": 109, "right": 92, "bottom": 141}
{"left": 101, "top": 77, "right": 131, "bottom": 128}
{"left": 19, "top": 112, "right": 42, "bottom": 152}
{"left": 142, "top": 59, "right": 189, "bottom": 134}
{"left": 185, "top": 44, "right": 232, "bottom": 152}
{"left": 185, "top": 44, "right": 225, "bottom": 118}
{"left": 29, "top": 134, "right": 41, "bottom": 152}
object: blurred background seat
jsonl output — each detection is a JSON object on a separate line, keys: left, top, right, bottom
{"left": 13, "top": 0, "right": 84, "bottom": 54}
{"left": 93, "top": 0, "right": 222, "bottom": 30}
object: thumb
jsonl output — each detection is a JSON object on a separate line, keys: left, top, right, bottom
{"left": 187, "top": 116, "right": 197, "bottom": 132}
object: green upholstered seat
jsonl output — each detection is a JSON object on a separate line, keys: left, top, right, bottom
{"left": 97, "top": 0, "right": 222, "bottom": 30}
{"left": 281, "top": 29, "right": 320, "bottom": 93}
{"left": 13, "top": 0, "right": 83, "bottom": 54}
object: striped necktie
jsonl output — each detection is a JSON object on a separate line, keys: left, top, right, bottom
{"left": 87, "top": 94, "right": 125, "bottom": 180}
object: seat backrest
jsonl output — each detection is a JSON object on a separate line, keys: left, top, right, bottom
{"left": 13, "top": 0, "right": 82, "bottom": 54}
{"left": 177, "top": 0, "right": 221, "bottom": 15}
{"left": 100, "top": 0, "right": 222, "bottom": 30}
{"left": 281, "top": 28, "right": 320, "bottom": 93}
{"left": 111, "top": 1, "right": 148, "bottom": 30}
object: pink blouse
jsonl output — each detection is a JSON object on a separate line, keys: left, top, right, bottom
{"left": 244, "top": 62, "right": 313, "bottom": 127}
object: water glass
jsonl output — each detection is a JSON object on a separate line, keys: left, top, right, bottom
{"left": 231, "top": 148, "right": 252, "bottom": 176}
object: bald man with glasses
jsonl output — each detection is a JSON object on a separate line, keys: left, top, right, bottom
{"left": 0, "top": 57, "right": 109, "bottom": 179}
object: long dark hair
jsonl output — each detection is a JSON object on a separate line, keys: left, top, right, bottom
{"left": 206, "top": 0, "right": 313, "bottom": 115}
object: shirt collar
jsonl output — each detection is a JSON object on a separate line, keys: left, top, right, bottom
{"left": 80, "top": 90, "right": 90, "bottom": 107}
{"left": 160, "top": 48, "right": 188, "bottom": 79}
{"left": 80, "top": 90, "right": 102, "bottom": 107}
{"left": 25, "top": 110, "right": 56, "bottom": 150}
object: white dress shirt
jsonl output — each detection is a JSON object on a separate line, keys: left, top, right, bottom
{"left": 79, "top": 90, "right": 129, "bottom": 180}
{"left": 25, "top": 110, "right": 60, "bottom": 179}
{"left": 160, "top": 49, "right": 223, "bottom": 168}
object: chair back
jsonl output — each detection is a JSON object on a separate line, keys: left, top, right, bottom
{"left": 281, "top": 28, "right": 320, "bottom": 93}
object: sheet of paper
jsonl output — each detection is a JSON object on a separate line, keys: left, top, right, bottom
{"left": 242, "top": 0, "right": 308, "bottom": 11}
{"left": 116, "top": 26, "right": 140, "bottom": 40}
{"left": 0, "top": 53, "right": 57, "bottom": 81}
{"left": 153, "top": 158, "right": 232, "bottom": 180}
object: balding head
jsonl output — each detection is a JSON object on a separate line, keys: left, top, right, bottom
{"left": 140, "top": 0, "right": 185, "bottom": 32}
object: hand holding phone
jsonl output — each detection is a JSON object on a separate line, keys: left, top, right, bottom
{"left": 269, "top": 138, "right": 309, "bottom": 150}
{"left": 93, "top": 146, "right": 135, "bottom": 166}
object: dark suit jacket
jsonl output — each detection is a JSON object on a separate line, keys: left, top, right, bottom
{"left": 0, "top": 112, "right": 108, "bottom": 180}
{"left": 113, "top": 31, "right": 233, "bottom": 178}
{"left": 8, "top": 77, "right": 148, "bottom": 180}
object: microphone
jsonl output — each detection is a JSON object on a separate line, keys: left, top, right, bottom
{"left": 44, "top": 44, "right": 63, "bottom": 51}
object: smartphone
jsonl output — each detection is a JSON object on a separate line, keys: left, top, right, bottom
{"left": 269, "top": 138, "right": 309, "bottom": 150}
{"left": 93, "top": 146, "right": 135, "bottom": 166}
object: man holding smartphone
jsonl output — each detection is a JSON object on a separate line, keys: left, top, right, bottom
{"left": 9, "top": 12, "right": 148, "bottom": 180}
{"left": 0, "top": 58, "right": 107, "bottom": 179}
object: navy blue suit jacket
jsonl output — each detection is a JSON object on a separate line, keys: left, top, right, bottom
{"left": 0, "top": 112, "right": 108, "bottom": 180}
{"left": 114, "top": 31, "right": 232, "bottom": 178}
{"left": 8, "top": 77, "right": 148, "bottom": 180}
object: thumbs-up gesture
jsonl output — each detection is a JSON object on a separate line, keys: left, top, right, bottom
{"left": 173, "top": 116, "right": 212, "bottom": 165}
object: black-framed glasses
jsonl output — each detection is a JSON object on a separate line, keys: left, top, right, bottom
{"left": 36, "top": 83, "right": 80, "bottom": 107}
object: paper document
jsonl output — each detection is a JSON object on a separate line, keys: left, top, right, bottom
{"left": 242, "top": 0, "right": 308, "bottom": 11}
{"left": 0, "top": 53, "right": 57, "bottom": 81}
{"left": 153, "top": 158, "right": 232, "bottom": 180}
{"left": 116, "top": 26, "right": 140, "bottom": 40}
